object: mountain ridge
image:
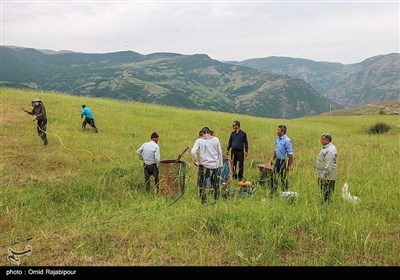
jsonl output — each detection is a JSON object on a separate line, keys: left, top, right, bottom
{"left": 1, "top": 46, "right": 336, "bottom": 119}
{"left": 2, "top": 46, "right": 398, "bottom": 118}
{"left": 235, "top": 53, "right": 399, "bottom": 108}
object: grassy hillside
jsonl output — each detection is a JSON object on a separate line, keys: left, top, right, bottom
{"left": 319, "top": 99, "right": 400, "bottom": 116}
{"left": 1, "top": 87, "right": 399, "bottom": 266}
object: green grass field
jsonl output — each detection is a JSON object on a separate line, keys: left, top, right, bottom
{"left": 1, "top": 87, "right": 399, "bottom": 266}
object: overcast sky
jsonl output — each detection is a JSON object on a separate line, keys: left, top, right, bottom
{"left": 1, "top": 0, "right": 399, "bottom": 64}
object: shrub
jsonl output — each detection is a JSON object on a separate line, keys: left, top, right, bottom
{"left": 367, "top": 122, "right": 392, "bottom": 134}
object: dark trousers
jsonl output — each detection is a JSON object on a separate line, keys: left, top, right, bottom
{"left": 37, "top": 119, "right": 48, "bottom": 145}
{"left": 270, "top": 159, "right": 288, "bottom": 194}
{"left": 197, "top": 165, "right": 220, "bottom": 203}
{"left": 231, "top": 149, "right": 244, "bottom": 180}
{"left": 82, "top": 118, "right": 98, "bottom": 132}
{"left": 320, "top": 179, "right": 335, "bottom": 203}
{"left": 144, "top": 163, "right": 159, "bottom": 192}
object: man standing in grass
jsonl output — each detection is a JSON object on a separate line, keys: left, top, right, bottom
{"left": 191, "top": 127, "right": 223, "bottom": 204}
{"left": 226, "top": 120, "right": 249, "bottom": 181}
{"left": 269, "top": 125, "right": 293, "bottom": 197}
{"left": 316, "top": 133, "right": 338, "bottom": 203}
{"left": 24, "top": 97, "right": 48, "bottom": 146}
{"left": 81, "top": 105, "right": 98, "bottom": 133}
{"left": 136, "top": 132, "right": 160, "bottom": 193}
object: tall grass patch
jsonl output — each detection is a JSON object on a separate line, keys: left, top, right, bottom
{"left": 1, "top": 87, "right": 399, "bottom": 266}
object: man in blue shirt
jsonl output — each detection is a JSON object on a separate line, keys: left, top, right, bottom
{"left": 226, "top": 121, "right": 249, "bottom": 181}
{"left": 81, "top": 105, "right": 98, "bottom": 133}
{"left": 269, "top": 125, "right": 293, "bottom": 197}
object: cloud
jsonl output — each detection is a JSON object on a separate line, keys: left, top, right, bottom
{"left": 2, "top": 1, "right": 399, "bottom": 63}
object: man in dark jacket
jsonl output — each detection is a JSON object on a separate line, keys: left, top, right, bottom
{"left": 226, "top": 120, "right": 249, "bottom": 181}
{"left": 24, "top": 98, "right": 48, "bottom": 145}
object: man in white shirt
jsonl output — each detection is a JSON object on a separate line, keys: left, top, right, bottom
{"left": 136, "top": 132, "right": 160, "bottom": 192}
{"left": 191, "top": 127, "right": 223, "bottom": 204}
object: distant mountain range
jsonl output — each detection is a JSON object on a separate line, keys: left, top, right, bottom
{"left": 233, "top": 53, "right": 400, "bottom": 108}
{"left": 1, "top": 46, "right": 398, "bottom": 118}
